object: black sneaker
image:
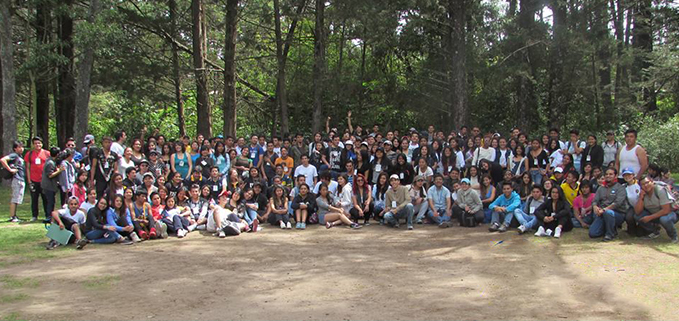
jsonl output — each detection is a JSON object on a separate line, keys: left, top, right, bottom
{"left": 45, "top": 240, "right": 59, "bottom": 250}
{"left": 76, "top": 238, "right": 89, "bottom": 250}
{"left": 642, "top": 231, "right": 661, "bottom": 239}
{"left": 488, "top": 223, "right": 499, "bottom": 232}
{"left": 602, "top": 235, "right": 615, "bottom": 242}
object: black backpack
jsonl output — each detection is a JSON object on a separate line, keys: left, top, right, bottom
{"left": 459, "top": 210, "right": 478, "bottom": 227}
{"left": 0, "top": 165, "right": 13, "bottom": 180}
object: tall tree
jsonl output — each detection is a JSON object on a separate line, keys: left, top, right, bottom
{"left": 55, "top": 0, "right": 76, "bottom": 147}
{"left": 274, "top": 0, "right": 306, "bottom": 135}
{"left": 592, "top": 0, "right": 613, "bottom": 127}
{"left": 547, "top": 0, "right": 567, "bottom": 127}
{"left": 222, "top": 0, "right": 238, "bottom": 137}
{"left": 192, "top": 0, "right": 211, "bottom": 137}
{"left": 0, "top": 0, "right": 16, "bottom": 155}
{"left": 74, "top": 0, "right": 100, "bottom": 146}
{"left": 311, "top": 0, "right": 326, "bottom": 133}
{"left": 170, "top": 0, "right": 186, "bottom": 136}
{"left": 611, "top": 0, "right": 630, "bottom": 110}
{"left": 35, "top": 0, "right": 51, "bottom": 146}
{"left": 448, "top": 0, "right": 468, "bottom": 129}
{"left": 632, "top": 0, "right": 655, "bottom": 111}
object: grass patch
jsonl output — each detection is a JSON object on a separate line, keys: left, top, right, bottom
{"left": 82, "top": 275, "right": 120, "bottom": 290}
{"left": 0, "top": 275, "right": 40, "bottom": 289}
{"left": 0, "top": 187, "right": 76, "bottom": 267}
{"left": 0, "top": 312, "right": 22, "bottom": 321}
{"left": 0, "top": 294, "right": 29, "bottom": 304}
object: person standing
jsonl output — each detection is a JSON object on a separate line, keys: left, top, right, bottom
{"left": 581, "top": 135, "right": 604, "bottom": 172}
{"left": 110, "top": 130, "right": 127, "bottom": 157}
{"left": 601, "top": 131, "right": 621, "bottom": 167}
{"left": 41, "top": 147, "right": 62, "bottom": 223}
{"left": 24, "top": 137, "right": 50, "bottom": 221}
{"left": 616, "top": 129, "right": 648, "bottom": 181}
{"left": 89, "top": 137, "right": 120, "bottom": 198}
{"left": 1, "top": 141, "right": 26, "bottom": 222}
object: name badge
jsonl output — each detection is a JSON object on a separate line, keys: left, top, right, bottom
{"left": 201, "top": 161, "right": 207, "bottom": 166}
{"left": 35, "top": 158, "right": 42, "bottom": 165}
{"left": 212, "top": 185, "right": 218, "bottom": 192}
{"left": 354, "top": 169, "right": 357, "bottom": 175}
{"left": 448, "top": 166, "right": 453, "bottom": 172}
{"left": 84, "top": 165, "right": 91, "bottom": 171}
{"left": 551, "top": 212, "right": 556, "bottom": 217}
{"left": 250, "top": 152, "right": 256, "bottom": 159}
{"left": 284, "top": 166, "right": 288, "bottom": 173}
{"left": 399, "top": 173, "right": 404, "bottom": 179}
{"left": 179, "top": 161, "right": 184, "bottom": 167}
{"left": 375, "top": 164, "right": 382, "bottom": 172}
{"left": 391, "top": 201, "right": 397, "bottom": 208}
{"left": 217, "top": 159, "right": 222, "bottom": 165}
{"left": 586, "top": 155, "right": 591, "bottom": 162}
{"left": 529, "top": 206, "right": 536, "bottom": 214}
{"left": 533, "top": 159, "right": 538, "bottom": 166}
{"left": 104, "top": 161, "right": 109, "bottom": 169}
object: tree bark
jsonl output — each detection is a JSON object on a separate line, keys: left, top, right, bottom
{"left": 56, "top": 0, "right": 76, "bottom": 148}
{"left": 74, "top": 0, "right": 100, "bottom": 147}
{"left": 169, "top": 0, "right": 185, "bottom": 136}
{"left": 448, "top": 0, "right": 467, "bottom": 130}
{"left": 611, "top": 0, "right": 628, "bottom": 111}
{"left": 632, "top": 0, "right": 655, "bottom": 111}
{"left": 0, "top": 0, "right": 16, "bottom": 155}
{"left": 546, "top": 0, "right": 566, "bottom": 128}
{"left": 35, "top": 0, "right": 51, "bottom": 146}
{"left": 311, "top": 0, "right": 326, "bottom": 134}
{"left": 223, "top": 0, "right": 238, "bottom": 137}
{"left": 593, "top": 0, "right": 613, "bottom": 127}
{"left": 192, "top": 0, "right": 211, "bottom": 137}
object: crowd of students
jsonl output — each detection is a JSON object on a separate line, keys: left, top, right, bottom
{"left": 2, "top": 113, "right": 678, "bottom": 250}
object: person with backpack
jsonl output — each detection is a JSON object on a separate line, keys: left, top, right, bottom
{"left": 1, "top": 141, "right": 26, "bottom": 222}
{"left": 602, "top": 131, "right": 620, "bottom": 167}
{"left": 634, "top": 177, "right": 679, "bottom": 243}
{"left": 564, "top": 129, "right": 586, "bottom": 174}
{"left": 41, "top": 147, "right": 62, "bottom": 223}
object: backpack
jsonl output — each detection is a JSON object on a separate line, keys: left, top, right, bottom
{"left": 459, "top": 210, "right": 478, "bottom": 227}
{"left": 0, "top": 166, "right": 13, "bottom": 180}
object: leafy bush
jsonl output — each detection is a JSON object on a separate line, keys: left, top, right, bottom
{"left": 636, "top": 115, "right": 679, "bottom": 171}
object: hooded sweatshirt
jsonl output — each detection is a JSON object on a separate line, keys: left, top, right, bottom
{"left": 456, "top": 188, "right": 483, "bottom": 213}
{"left": 489, "top": 191, "right": 521, "bottom": 213}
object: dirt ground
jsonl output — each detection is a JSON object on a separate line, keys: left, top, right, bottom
{"left": 1, "top": 224, "right": 678, "bottom": 320}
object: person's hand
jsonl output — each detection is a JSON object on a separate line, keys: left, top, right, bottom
{"left": 358, "top": 209, "right": 364, "bottom": 217}
{"left": 29, "top": 183, "right": 36, "bottom": 193}
{"left": 363, "top": 205, "right": 369, "bottom": 212}
{"left": 581, "top": 222, "right": 589, "bottom": 228}
{"left": 465, "top": 206, "right": 470, "bottom": 212}
{"left": 327, "top": 116, "right": 331, "bottom": 121}
{"left": 108, "top": 226, "right": 117, "bottom": 231}
{"left": 59, "top": 223, "right": 65, "bottom": 230}
{"left": 639, "top": 189, "right": 646, "bottom": 199}
{"left": 9, "top": 168, "right": 18, "bottom": 174}
{"left": 639, "top": 216, "right": 653, "bottom": 224}
{"left": 142, "top": 125, "right": 148, "bottom": 133}
{"left": 347, "top": 111, "right": 352, "bottom": 118}
{"left": 124, "top": 225, "right": 134, "bottom": 232}
{"left": 433, "top": 211, "right": 439, "bottom": 217}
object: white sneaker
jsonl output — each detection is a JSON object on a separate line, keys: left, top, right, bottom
{"left": 218, "top": 230, "right": 226, "bottom": 238}
{"left": 286, "top": 222, "right": 292, "bottom": 229}
{"left": 177, "top": 229, "right": 185, "bottom": 238}
{"left": 554, "top": 227, "right": 562, "bottom": 238}
{"left": 130, "top": 232, "right": 141, "bottom": 243}
{"left": 256, "top": 226, "right": 263, "bottom": 232}
{"left": 518, "top": 225, "right": 527, "bottom": 234}
{"left": 188, "top": 224, "right": 197, "bottom": 232}
{"left": 534, "top": 226, "right": 546, "bottom": 237}
{"left": 545, "top": 229, "right": 553, "bottom": 237}
{"left": 280, "top": 221, "right": 286, "bottom": 229}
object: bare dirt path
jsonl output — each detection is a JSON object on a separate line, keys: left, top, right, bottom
{"left": 1, "top": 224, "right": 676, "bottom": 320}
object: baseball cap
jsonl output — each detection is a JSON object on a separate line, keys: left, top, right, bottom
{"left": 389, "top": 174, "right": 400, "bottom": 181}
{"left": 414, "top": 175, "right": 424, "bottom": 182}
{"left": 554, "top": 167, "right": 564, "bottom": 173}
{"left": 83, "top": 134, "right": 94, "bottom": 144}
{"left": 460, "top": 178, "right": 471, "bottom": 185}
{"left": 383, "top": 140, "right": 393, "bottom": 145}
{"left": 142, "top": 172, "right": 154, "bottom": 180}
{"left": 344, "top": 140, "right": 353, "bottom": 146}
{"left": 621, "top": 167, "right": 635, "bottom": 176}
{"left": 219, "top": 190, "right": 230, "bottom": 198}
{"left": 149, "top": 150, "right": 159, "bottom": 156}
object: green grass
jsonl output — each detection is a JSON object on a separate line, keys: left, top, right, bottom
{"left": 0, "top": 186, "right": 76, "bottom": 267}
{"left": 82, "top": 275, "right": 120, "bottom": 290}
{"left": 0, "top": 294, "right": 29, "bottom": 304}
{"left": 0, "top": 275, "right": 40, "bottom": 289}
{"left": 0, "top": 312, "right": 23, "bottom": 321}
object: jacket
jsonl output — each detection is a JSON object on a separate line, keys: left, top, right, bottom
{"left": 489, "top": 191, "right": 521, "bottom": 212}
{"left": 592, "top": 181, "right": 628, "bottom": 212}
{"left": 456, "top": 188, "right": 483, "bottom": 213}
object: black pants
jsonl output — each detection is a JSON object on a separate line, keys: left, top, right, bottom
{"left": 625, "top": 208, "right": 641, "bottom": 236}
{"left": 452, "top": 205, "right": 484, "bottom": 223}
{"left": 350, "top": 203, "right": 374, "bottom": 224}
{"left": 30, "top": 181, "right": 48, "bottom": 220}
{"left": 43, "top": 189, "right": 57, "bottom": 221}
{"left": 275, "top": 213, "right": 289, "bottom": 224}
{"left": 95, "top": 173, "right": 110, "bottom": 199}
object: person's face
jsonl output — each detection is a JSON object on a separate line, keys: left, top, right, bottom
{"left": 461, "top": 182, "right": 470, "bottom": 190}
{"left": 157, "top": 176, "right": 166, "bottom": 185}
{"left": 641, "top": 179, "right": 653, "bottom": 193}
{"left": 356, "top": 176, "right": 365, "bottom": 186}
{"left": 532, "top": 141, "right": 540, "bottom": 150}
{"left": 513, "top": 129, "right": 520, "bottom": 137}
{"left": 623, "top": 173, "right": 635, "bottom": 184}
{"left": 127, "top": 170, "right": 136, "bottom": 180}
{"left": 563, "top": 156, "right": 571, "bottom": 165}
{"left": 211, "top": 168, "right": 219, "bottom": 178}
{"left": 242, "top": 147, "right": 250, "bottom": 156}
{"left": 250, "top": 136, "right": 258, "bottom": 145}
{"left": 555, "top": 172, "right": 563, "bottom": 180}
{"left": 605, "top": 170, "right": 616, "bottom": 183}
{"left": 102, "top": 140, "right": 112, "bottom": 150}
{"left": 266, "top": 143, "right": 273, "bottom": 152}
{"left": 379, "top": 175, "right": 387, "bottom": 185}
{"left": 593, "top": 168, "right": 602, "bottom": 177}
{"left": 504, "top": 171, "right": 512, "bottom": 181}
{"left": 566, "top": 173, "right": 576, "bottom": 184}
{"left": 124, "top": 189, "right": 133, "bottom": 199}
{"left": 173, "top": 173, "right": 182, "bottom": 183}
{"left": 121, "top": 132, "right": 127, "bottom": 141}
{"left": 87, "top": 190, "right": 97, "bottom": 201}
{"left": 338, "top": 176, "right": 347, "bottom": 186}
{"left": 190, "top": 188, "right": 200, "bottom": 199}
{"left": 281, "top": 148, "right": 288, "bottom": 157}
{"left": 531, "top": 188, "right": 542, "bottom": 199}
{"left": 625, "top": 133, "right": 636, "bottom": 145}
{"left": 66, "top": 141, "right": 75, "bottom": 149}
{"left": 175, "top": 144, "right": 182, "bottom": 153}
{"left": 451, "top": 171, "right": 459, "bottom": 180}
{"left": 550, "top": 130, "right": 558, "bottom": 139}
{"left": 319, "top": 186, "right": 328, "bottom": 196}
{"left": 587, "top": 136, "right": 596, "bottom": 146}
{"left": 97, "top": 198, "right": 108, "bottom": 210}
{"left": 275, "top": 167, "right": 283, "bottom": 175}
{"left": 297, "top": 176, "right": 305, "bottom": 185}
{"left": 390, "top": 178, "right": 400, "bottom": 188}
{"left": 144, "top": 176, "right": 153, "bottom": 186}
{"left": 499, "top": 139, "right": 507, "bottom": 149}
{"left": 434, "top": 176, "right": 443, "bottom": 187}
{"left": 483, "top": 177, "right": 491, "bottom": 186}
{"left": 503, "top": 185, "right": 512, "bottom": 196}
{"left": 570, "top": 133, "right": 578, "bottom": 142}
{"left": 472, "top": 127, "right": 480, "bottom": 136}
{"left": 114, "top": 197, "right": 123, "bottom": 208}
{"left": 474, "top": 137, "right": 481, "bottom": 146}
{"left": 386, "top": 132, "right": 394, "bottom": 141}
{"left": 300, "top": 185, "right": 309, "bottom": 196}
{"left": 481, "top": 162, "right": 489, "bottom": 171}
{"left": 191, "top": 142, "right": 199, "bottom": 151}
{"left": 259, "top": 137, "right": 266, "bottom": 145}
{"left": 419, "top": 159, "right": 426, "bottom": 168}
{"left": 275, "top": 188, "right": 283, "bottom": 197}
{"left": 115, "top": 176, "right": 123, "bottom": 185}
{"left": 470, "top": 167, "right": 477, "bottom": 176}
{"left": 544, "top": 180, "right": 553, "bottom": 190}
{"left": 133, "top": 140, "right": 142, "bottom": 151}
{"left": 166, "top": 197, "right": 175, "bottom": 208}
{"left": 597, "top": 175, "right": 605, "bottom": 185}
{"left": 550, "top": 188, "right": 559, "bottom": 200}
{"left": 398, "top": 157, "right": 405, "bottom": 165}
{"left": 584, "top": 164, "right": 592, "bottom": 173}
{"left": 606, "top": 133, "right": 614, "bottom": 141}
{"left": 581, "top": 185, "right": 591, "bottom": 195}
{"left": 411, "top": 134, "right": 418, "bottom": 143}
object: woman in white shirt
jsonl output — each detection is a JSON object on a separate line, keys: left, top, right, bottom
{"left": 118, "top": 147, "right": 136, "bottom": 176}
{"left": 336, "top": 174, "right": 354, "bottom": 215}
{"left": 416, "top": 157, "right": 434, "bottom": 188}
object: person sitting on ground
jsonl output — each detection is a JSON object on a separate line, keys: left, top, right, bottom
{"left": 291, "top": 183, "right": 316, "bottom": 229}
{"left": 350, "top": 174, "right": 373, "bottom": 225}
{"left": 47, "top": 196, "right": 89, "bottom": 250}
{"left": 515, "top": 184, "right": 545, "bottom": 234}
{"left": 210, "top": 190, "right": 249, "bottom": 238}
{"left": 186, "top": 184, "right": 209, "bottom": 231}
{"left": 560, "top": 171, "right": 580, "bottom": 206}
{"left": 372, "top": 172, "right": 390, "bottom": 224}
{"left": 453, "top": 178, "right": 484, "bottom": 224}
{"left": 572, "top": 180, "right": 595, "bottom": 228}
{"left": 384, "top": 174, "right": 415, "bottom": 230}
{"left": 488, "top": 181, "right": 521, "bottom": 233}
{"left": 427, "top": 173, "right": 452, "bottom": 227}
{"left": 316, "top": 183, "right": 361, "bottom": 229}
{"left": 590, "top": 168, "right": 628, "bottom": 242}
{"left": 106, "top": 194, "right": 141, "bottom": 243}
{"left": 408, "top": 175, "right": 429, "bottom": 224}
{"left": 270, "top": 185, "right": 291, "bottom": 229}
{"left": 130, "top": 190, "right": 157, "bottom": 240}
{"left": 634, "top": 177, "right": 679, "bottom": 243}
{"left": 534, "top": 186, "right": 574, "bottom": 238}
{"left": 84, "top": 197, "right": 131, "bottom": 245}
{"left": 160, "top": 195, "right": 191, "bottom": 238}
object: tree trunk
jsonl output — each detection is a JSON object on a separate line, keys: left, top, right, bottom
{"left": 547, "top": 0, "right": 566, "bottom": 128}
{"left": 192, "top": 0, "right": 211, "bottom": 137}
{"left": 56, "top": 0, "right": 76, "bottom": 148}
{"left": 223, "top": 0, "right": 238, "bottom": 137}
{"left": 74, "top": 0, "right": 100, "bottom": 147}
{"left": 632, "top": 0, "right": 655, "bottom": 111}
{"left": 35, "top": 0, "right": 51, "bottom": 146}
{"left": 0, "top": 0, "right": 16, "bottom": 155}
{"left": 448, "top": 0, "right": 467, "bottom": 129}
{"left": 593, "top": 0, "right": 613, "bottom": 127}
{"left": 169, "top": 0, "right": 185, "bottom": 136}
{"left": 612, "top": 0, "right": 628, "bottom": 110}
{"left": 311, "top": 0, "right": 326, "bottom": 134}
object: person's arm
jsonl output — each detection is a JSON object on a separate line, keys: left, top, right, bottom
{"left": 554, "top": 202, "right": 572, "bottom": 219}
{"left": 506, "top": 194, "right": 521, "bottom": 212}
{"left": 636, "top": 147, "right": 648, "bottom": 180}
{"left": 634, "top": 189, "right": 646, "bottom": 215}
{"left": 186, "top": 155, "right": 193, "bottom": 179}
{"left": 352, "top": 194, "right": 362, "bottom": 211}
{"left": 291, "top": 196, "right": 301, "bottom": 210}
{"left": 48, "top": 162, "right": 63, "bottom": 179}
{"left": 24, "top": 152, "right": 33, "bottom": 183}
{"left": 51, "top": 210, "right": 65, "bottom": 229}
{"left": 347, "top": 111, "right": 353, "bottom": 134}
{"left": 641, "top": 203, "right": 672, "bottom": 222}
{"left": 170, "top": 154, "right": 176, "bottom": 173}
{"left": 0, "top": 155, "right": 17, "bottom": 174}
{"left": 488, "top": 195, "right": 500, "bottom": 211}
{"left": 106, "top": 210, "right": 124, "bottom": 232}
{"left": 534, "top": 202, "right": 548, "bottom": 221}
{"left": 427, "top": 192, "right": 436, "bottom": 213}
{"left": 615, "top": 148, "right": 621, "bottom": 173}
{"left": 326, "top": 116, "right": 331, "bottom": 134}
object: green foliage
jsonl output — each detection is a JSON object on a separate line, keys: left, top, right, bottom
{"left": 636, "top": 115, "right": 679, "bottom": 171}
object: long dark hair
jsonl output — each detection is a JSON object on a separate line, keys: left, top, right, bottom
{"left": 375, "top": 172, "right": 389, "bottom": 201}
{"left": 441, "top": 146, "right": 456, "bottom": 173}
{"left": 111, "top": 194, "right": 126, "bottom": 217}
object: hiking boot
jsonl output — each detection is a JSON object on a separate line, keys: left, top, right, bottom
{"left": 498, "top": 223, "right": 508, "bottom": 233}
{"left": 76, "top": 238, "right": 89, "bottom": 250}
{"left": 138, "top": 230, "right": 149, "bottom": 240}
{"left": 439, "top": 222, "right": 451, "bottom": 228}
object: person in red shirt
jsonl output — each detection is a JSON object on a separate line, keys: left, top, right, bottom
{"left": 24, "top": 137, "right": 50, "bottom": 221}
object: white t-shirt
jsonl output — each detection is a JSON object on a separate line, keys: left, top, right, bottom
{"left": 111, "top": 142, "right": 125, "bottom": 158}
{"left": 549, "top": 150, "right": 564, "bottom": 169}
{"left": 625, "top": 182, "right": 642, "bottom": 207}
{"left": 79, "top": 201, "right": 96, "bottom": 215}
{"left": 417, "top": 166, "right": 434, "bottom": 181}
{"left": 472, "top": 147, "right": 496, "bottom": 167}
{"left": 313, "top": 180, "right": 338, "bottom": 195}
{"left": 294, "top": 164, "right": 318, "bottom": 187}
{"left": 118, "top": 158, "right": 135, "bottom": 176}
{"left": 58, "top": 208, "right": 86, "bottom": 225}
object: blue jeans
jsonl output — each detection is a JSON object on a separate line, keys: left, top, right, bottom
{"left": 572, "top": 213, "right": 595, "bottom": 228}
{"left": 589, "top": 209, "right": 625, "bottom": 238}
{"left": 483, "top": 208, "right": 492, "bottom": 223}
{"left": 85, "top": 229, "right": 119, "bottom": 244}
{"left": 491, "top": 209, "right": 514, "bottom": 226}
{"left": 428, "top": 208, "right": 451, "bottom": 224}
{"left": 635, "top": 210, "right": 678, "bottom": 239}
{"left": 245, "top": 208, "right": 258, "bottom": 225}
{"left": 513, "top": 208, "right": 537, "bottom": 229}
{"left": 530, "top": 169, "right": 543, "bottom": 186}
{"left": 384, "top": 204, "right": 414, "bottom": 227}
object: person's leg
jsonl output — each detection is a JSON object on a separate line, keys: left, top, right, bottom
{"left": 400, "top": 204, "right": 414, "bottom": 228}
{"left": 30, "top": 182, "right": 40, "bottom": 219}
{"left": 295, "top": 209, "right": 302, "bottom": 224}
{"left": 43, "top": 190, "right": 56, "bottom": 221}
{"left": 428, "top": 208, "right": 441, "bottom": 224}
{"left": 514, "top": 209, "right": 528, "bottom": 226}
{"left": 531, "top": 170, "right": 543, "bottom": 186}
{"left": 657, "top": 212, "right": 678, "bottom": 241}
{"left": 483, "top": 208, "right": 492, "bottom": 224}
{"left": 625, "top": 207, "right": 639, "bottom": 236}
{"left": 451, "top": 205, "right": 463, "bottom": 222}
{"left": 438, "top": 208, "right": 451, "bottom": 223}
{"left": 349, "top": 208, "right": 360, "bottom": 223}
{"left": 415, "top": 202, "right": 428, "bottom": 223}
{"left": 634, "top": 210, "right": 657, "bottom": 236}
{"left": 245, "top": 208, "right": 257, "bottom": 225}
{"left": 602, "top": 210, "right": 624, "bottom": 238}
{"left": 588, "top": 214, "right": 605, "bottom": 238}
{"left": 473, "top": 209, "right": 485, "bottom": 223}
{"left": 384, "top": 211, "right": 397, "bottom": 226}
{"left": 557, "top": 215, "right": 573, "bottom": 232}
{"left": 301, "top": 209, "right": 308, "bottom": 224}
{"left": 502, "top": 210, "right": 514, "bottom": 226}
{"left": 163, "top": 218, "right": 179, "bottom": 233}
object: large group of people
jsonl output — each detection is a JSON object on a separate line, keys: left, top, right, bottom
{"left": 2, "top": 112, "right": 678, "bottom": 250}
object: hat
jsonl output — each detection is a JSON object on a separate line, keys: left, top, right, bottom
{"left": 460, "top": 178, "right": 471, "bottom": 185}
{"left": 361, "top": 141, "right": 369, "bottom": 147}
{"left": 344, "top": 140, "right": 353, "bottom": 146}
{"left": 414, "top": 175, "right": 424, "bottom": 182}
{"left": 621, "top": 167, "right": 635, "bottom": 176}
{"left": 554, "top": 167, "right": 564, "bottom": 173}
{"left": 142, "top": 172, "right": 155, "bottom": 180}
{"left": 149, "top": 149, "right": 159, "bottom": 155}
{"left": 383, "top": 140, "right": 393, "bottom": 145}
{"left": 83, "top": 134, "right": 94, "bottom": 144}
{"left": 389, "top": 174, "right": 400, "bottom": 181}
{"left": 139, "top": 159, "right": 150, "bottom": 165}
{"left": 409, "top": 127, "right": 417, "bottom": 132}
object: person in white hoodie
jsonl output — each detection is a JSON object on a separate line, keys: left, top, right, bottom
{"left": 472, "top": 133, "right": 496, "bottom": 167}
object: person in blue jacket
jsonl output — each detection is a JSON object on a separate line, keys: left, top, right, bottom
{"left": 106, "top": 194, "right": 141, "bottom": 242}
{"left": 488, "top": 181, "right": 521, "bottom": 232}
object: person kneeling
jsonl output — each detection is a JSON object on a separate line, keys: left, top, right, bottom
{"left": 384, "top": 174, "right": 415, "bottom": 230}
{"left": 534, "top": 186, "right": 573, "bottom": 238}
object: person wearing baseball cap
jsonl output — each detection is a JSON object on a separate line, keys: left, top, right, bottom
{"left": 384, "top": 173, "right": 414, "bottom": 230}
{"left": 451, "top": 178, "right": 484, "bottom": 226}
{"left": 621, "top": 167, "right": 642, "bottom": 236}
